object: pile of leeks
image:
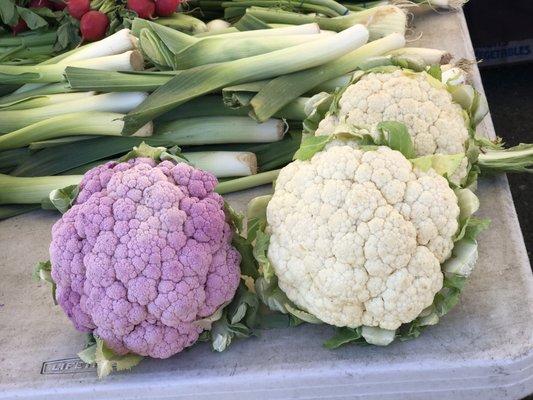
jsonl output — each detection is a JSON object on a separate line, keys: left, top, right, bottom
{"left": 0, "top": 0, "right": 427, "bottom": 219}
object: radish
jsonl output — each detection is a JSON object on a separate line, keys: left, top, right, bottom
{"left": 11, "top": 20, "right": 28, "bottom": 35}
{"left": 127, "top": 0, "right": 156, "bottom": 19}
{"left": 67, "top": 0, "right": 90, "bottom": 20}
{"left": 29, "top": 0, "right": 54, "bottom": 8}
{"left": 154, "top": 0, "right": 180, "bottom": 17}
{"left": 80, "top": 11, "right": 109, "bottom": 42}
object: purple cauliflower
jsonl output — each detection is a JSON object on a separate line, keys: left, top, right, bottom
{"left": 50, "top": 158, "right": 241, "bottom": 359}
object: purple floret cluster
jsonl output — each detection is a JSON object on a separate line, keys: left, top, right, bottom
{"left": 50, "top": 158, "right": 241, "bottom": 358}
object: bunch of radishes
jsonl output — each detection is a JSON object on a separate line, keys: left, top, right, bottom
{"left": 10, "top": 0, "right": 182, "bottom": 43}
{"left": 66, "top": 0, "right": 181, "bottom": 41}
{"left": 127, "top": 0, "right": 182, "bottom": 19}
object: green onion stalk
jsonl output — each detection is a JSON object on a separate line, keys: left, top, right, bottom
{"left": 122, "top": 24, "right": 370, "bottom": 134}
{"left": 245, "top": 4, "right": 407, "bottom": 40}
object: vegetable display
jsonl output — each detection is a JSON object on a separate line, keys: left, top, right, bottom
{"left": 0, "top": 0, "right": 531, "bottom": 381}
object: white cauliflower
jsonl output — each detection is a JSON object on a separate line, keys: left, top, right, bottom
{"left": 266, "top": 145, "right": 460, "bottom": 330}
{"left": 315, "top": 69, "right": 470, "bottom": 157}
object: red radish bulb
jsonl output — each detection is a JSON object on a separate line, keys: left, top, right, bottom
{"left": 127, "top": 0, "right": 156, "bottom": 19}
{"left": 29, "top": 0, "right": 54, "bottom": 8}
{"left": 51, "top": 0, "right": 67, "bottom": 10}
{"left": 80, "top": 11, "right": 109, "bottom": 41}
{"left": 11, "top": 20, "right": 28, "bottom": 35}
{"left": 67, "top": 0, "right": 90, "bottom": 20}
{"left": 155, "top": 0, "right": 180, "bottom": 17}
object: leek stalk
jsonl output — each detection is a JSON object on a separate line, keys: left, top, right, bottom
{"left": 0, "top": 83, "right": 74, "bottom": 105}
{"left": 0, "top": 92, "right": 148, "bottom": 132}
{"left": 0, "top": 51, "right": 144, "bottom": 84}
{"left": 154, "top": 13, "right": 208, "bottom": 34}
{"left": 185, "top": 151, "right": 257, "bottom": 177}
{"left": 0, "top": 112, "right": 153, "bottom": 151}
{"left": 174, "top": 34, "right": 326, "bottom": 69}
{"left": 155, "top": 116, "right": 286, "bottom": 144}
{"left": 196, "top": 23, "right": 321, "bottom": 38}
{"left": 215, "top": 169, "right": 279, "bottom": 194}
{"left": 387, "top": 47, "right": 452, "bottom": 65}
{"left": 0, "top": 92, "right": 95, "bottom": 111}
{"left": 222, "top": 0, "right": 345, "bottom": 17}
{"left": 65, "top": 68, "right": 176, "bottom": 92}
{"left": 246, "top": 5, "right": 407, "bottom": 40}
{"left": 122, "top": 24, "right": 370, "bottom": 134}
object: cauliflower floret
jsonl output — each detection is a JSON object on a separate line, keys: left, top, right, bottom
{"left": 317, "top": 70, "right": 469, "bottom": 157}
{"left": 267, "top": 146, "right": 460, "bottom": 330}
{"left": 50, "top": 158, "right": 241, "bottom": 359}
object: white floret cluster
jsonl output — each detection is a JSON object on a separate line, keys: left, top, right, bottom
{"left": 316, "top": 70, "right": 469, "bottom": 157}
{"left": 267, "top": 145, "right": 460, "bottom": 330}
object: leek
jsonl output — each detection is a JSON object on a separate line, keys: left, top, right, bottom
{"left": 174, "top": 34, "right": 326, "bottom": 69}
{"left": 0, "top": 92, "right": 95, "bottom": 111}
{"left": 196, "top": 23, "right": 321, "bottom": 38}
{"left": 155, "top": 13, "right": 208, "bottom": 34}
{"left": 233, "top": 14, "right": 271, "bottom": 30}
{"left": 156, "top": 95, "right": 307, "bottom": 121}
{"left": 0, "top": 92, "right": 148, "bottom": 132}
{"left": 0, "top": 112, "right": 153, "bottom": 151}
{"left": 221, "top": 0, "right": 348, "bottom": 17}
{"left": 155, "top": 95, "right": 250, "bottom": 121}
{"left": 0, "top": 174, "right": 83, "bottom": 204}
{"left": 65, "top": 68, "right": 176, "bottom": 92}
{"left": 122, "top": 24, "right": 370, "bottom": 134}
{"left": 387, "top": 47, "right": 452, "bottom": 65}
{"left": 222, "top": 74, "right": 352, "bottom": 107}
{"left": 58, "top": 29, "right": 138, "bottom": 64}
{"left": 0, "top": 148, "right": 30, "bottom": 169}
{"left": 185, "top": 151, "right": 257, "bottom": 177}
{"left": 0, "top": 51, "right": 144, "bottom": 84}
{"left": 246, "top": 5, "right": 407, "bottom": 40}
{"left": 249, "top": 32, "right": 405, "bottom": 121}
{"left": 30, "top": 136, "right": 96, "bottom": 150}
{"left": 0, "top": 83, "right": 74, "bottom": 105}
{"left": 215, "top": 169, "right": 279, "bottom": 194}
{"left": 155, "top": 116, "right": 286, "bottom": 144}
{"left": 194, "top": 27, "right": 239, "bottom": 37}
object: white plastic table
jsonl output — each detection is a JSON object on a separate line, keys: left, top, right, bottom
{"left": 0, "top": 8, "right": 532, "bottom": 400}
